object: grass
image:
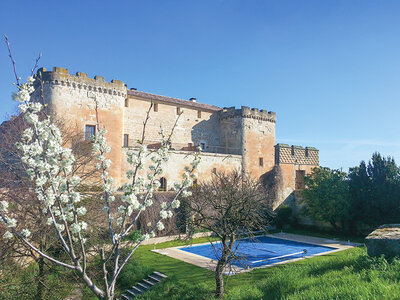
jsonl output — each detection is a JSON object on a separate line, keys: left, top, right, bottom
{"left": 3, "top": 229, "right": 400, "bottom": 299}
{"left": 116, "top": 230, "right": 400, "bottom": 300}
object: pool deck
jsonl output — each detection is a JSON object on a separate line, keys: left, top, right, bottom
{"left": 152, "top": 232, "right": 361, "bottom": 275}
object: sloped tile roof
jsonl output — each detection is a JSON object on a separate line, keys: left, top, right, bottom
{"left": 127, "top": 90, "right": 222, "bottom": 112}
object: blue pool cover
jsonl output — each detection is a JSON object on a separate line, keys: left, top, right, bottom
{"left": 179, "top": 236, "right": 335, "bottom": 268}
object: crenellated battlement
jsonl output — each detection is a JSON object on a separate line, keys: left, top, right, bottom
{"left": 220, "top": 106, "right": 276, "bottom": 123}
{"left": 275, "top": 143, "right": 319, "bottom": 166}
{"left": 36, "top": 67, "right": 126, "bottom": 96}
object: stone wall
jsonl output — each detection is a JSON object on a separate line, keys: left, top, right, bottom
{"left": 31, "top": 66, "right": 318, "bottom": 193}
{"left": 33, "top": 67, "right": 127, "bottom": 183}
{"left": 220, "top": 106, "right": 276, "bottom": 178}
{"left": 274, "top": 144, "right": 319, "bottom": 209}
{"left": 121, "top": 149, "right": 242, "bottom": 189}
{"left": 124, "top": 97, "right": 221, "bottom": 152}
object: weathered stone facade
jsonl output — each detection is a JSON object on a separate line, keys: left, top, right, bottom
{"left": 32, "top": 67, "right": 319, "bottom": 201}
{"left": 274, "top": 144, "right": 319, "bottom": 208}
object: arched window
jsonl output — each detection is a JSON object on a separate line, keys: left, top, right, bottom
{"left": 159, "top": 177, "right": 167, "bottom": 191}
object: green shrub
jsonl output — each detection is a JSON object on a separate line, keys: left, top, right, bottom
{"left": 274, "top": 205, "right": 293, "bottom": 229}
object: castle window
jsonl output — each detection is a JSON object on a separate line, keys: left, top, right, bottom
{"left": 124, "top": 134, "right": 129, "bottom": 147}
{"left": 154, "top": 103, "right": 158, "bottom": 112}
{"left": 125, "top": 99, "right": 129, "bottom": 107}
{"left": 159, "top": 177, "right": 167, "bottom": 191}
{"left": 259, "top": 157, "right": 264, "bottom": 167}
{"left": 85, "top": 125, "right": 96, "bottom": 140}
{"left": 197, "top": 110, "right": 202, "bottom": 118}
{"left": 177, "top": 107, "right": 181, "bottom": 115}
{"left": 212, "top": 168, "right": 217, "bottom": 174}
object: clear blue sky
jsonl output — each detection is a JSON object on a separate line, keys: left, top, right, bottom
{"left": 1, "top": 0, "right": 400, "bottom": 170}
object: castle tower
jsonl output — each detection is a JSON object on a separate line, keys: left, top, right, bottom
{"left": 274, "top": 144, "right": 319, "bottom": 208}
{"left": 32, "top": 67, "right": 127, "bottom": 184}
{"left": 220, "top": 106, "right": 276, "bottom": 178}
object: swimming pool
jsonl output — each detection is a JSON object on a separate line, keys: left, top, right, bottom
{"left": 178, "top": 236, "right": 335, "bottom": 268}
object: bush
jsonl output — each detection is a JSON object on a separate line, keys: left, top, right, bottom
{"left": 274, "top": 205, "right": 293, "bottom": 230}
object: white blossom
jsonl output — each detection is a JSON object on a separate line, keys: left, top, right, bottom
{"left": 144, "top": 199, "right": 153, "bottom": 207}
{"left": 76, "top": 207, "right": 87, "bottom": 216}
{"left": 70, "top": 223, "right": 82, "bottom": 234}
{"left": 141, "top": 233, "right": 150, "bottom": 241}
{"left": 171, "top": 199, "right": 181, "bottom": 208}
{"left": 156, "top": 221, "right": 165, "bottom": 231}
{"left": 3, "top": 231, "right": 13, "bottom": 239}
{"left": 6, "top": 217, "right": 17, "bottom": 228}
{"left": 118, "top": 205, "right": 126, "bottom": 214}
{"left": 160, "top": 210, "right": 168, "bottom": 219}
{"left": 181, "top": 190, "right": 192, "bottom": 198}
{"left": 114, "top": 233, "right": 121, "bottom": 241}
{"left": 21, "top": 229, "right": 31, "bottom": 238}
{"left": 0, "top": 201, "right": 9, "bottom": 212}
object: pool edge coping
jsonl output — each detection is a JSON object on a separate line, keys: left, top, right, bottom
{"left": 151, "top": 232, "right": 362, "bottom": 275}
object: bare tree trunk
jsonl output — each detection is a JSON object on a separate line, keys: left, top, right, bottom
{"left": 215, "top": 258, "right": 225, "bottom": 299}
{"left": 215, "top": 235, "right": 235, "bottom": 299}
{"left": 35, "top": 255, "right": 45, "bottom": 300}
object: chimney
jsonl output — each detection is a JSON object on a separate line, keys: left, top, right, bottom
{"left": 189, "top": 97, "right": 197, "bottom": 102}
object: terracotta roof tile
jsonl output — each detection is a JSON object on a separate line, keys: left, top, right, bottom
{"left": 127, "top": 90, "right": 221, "bottom": 112}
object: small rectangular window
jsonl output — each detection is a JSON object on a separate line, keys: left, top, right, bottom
{"left": 177, "top": 107, "right": 181, "bottom": 115}
{"left": 85, "top": 125, "right": 96, "bottom": 140}
{"left": 125, "top": 99, "right": 129, "bottom": 107}
{"left": 212, "top": 168, "right": 217, "bottom": 174}
{"left": 197, "top": 110, "right": 202, "bottom": 118}
{"left": 154, "top": 103, "right": 158, "bottom": 112}
{"left": 124, "top": 134, "right": 129, "bottom": 147}
{"left": 259, "top": 157, "right": 264, "bottom": 167}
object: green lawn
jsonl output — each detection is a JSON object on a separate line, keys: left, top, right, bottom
{"left": 116, "top": 232, "right": 400, "bottom": 300}
{"left": 3, "top": 230, "right": 400, "bottom": 299}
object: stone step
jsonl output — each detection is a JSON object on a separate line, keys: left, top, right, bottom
{"left": 148, "top": 275, "right": 161, "bottom": 282}
{"left": 121, "top": 271, "right": 167, "bottom": 299}
{"left": 152, "top": 271, "right": 167, "bottom": 278}
{"left": 137, "top": 282, "right": 150, "bottom": 290}
{"left": 126, "top": 289, "right": 138, "bottom": 297}
{"left": 143, "top": 278, "right": 156, "bottom": 286}
{"left": 131, "top": 286, "right": 145, "bottom": 294}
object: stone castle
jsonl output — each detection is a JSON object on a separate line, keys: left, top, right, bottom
{"left": 32, "top": 67, "right": 319, "bottom": 207}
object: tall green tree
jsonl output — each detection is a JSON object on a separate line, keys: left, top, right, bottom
{"left": 302, "top": 167, "right": 350, "bottom": 232}
{"left": 349, "top": 153, "right": 400, "bottom": 229}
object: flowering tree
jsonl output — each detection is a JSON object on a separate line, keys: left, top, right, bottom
{"left": 0, "top": 38, "right": 199, "bottom": 299}
{"left": 0, "top": 111, "right": 99, "bottom": 299}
